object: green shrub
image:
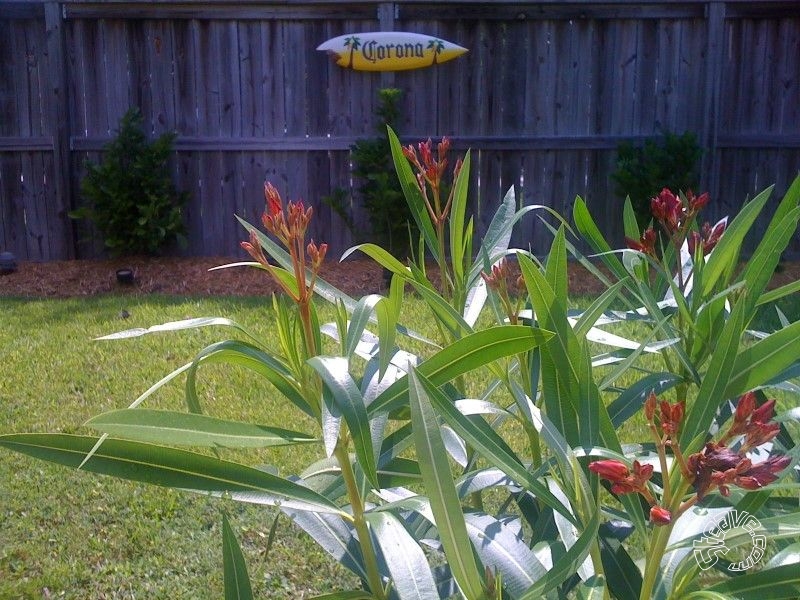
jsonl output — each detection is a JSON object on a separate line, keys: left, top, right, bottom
{"left": 351, "top": 88, "right": 411, "bottom": 258}
{"left": 72, "top": 108, "right": 188, "bottom": 256}
{"left": 612, "top": 131, "right": 702, "bottom": 227}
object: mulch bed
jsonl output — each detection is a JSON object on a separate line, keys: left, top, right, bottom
{"left": 1, "top": 256, "right": 797, "bottom": 299}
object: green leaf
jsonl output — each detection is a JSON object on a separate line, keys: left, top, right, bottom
{"left": 0, "top": 434, "right": 344, "bottom": 515}
{"left": 573, "top": 196, "right": 629, "bottom": 282}
{"left": 450, "top": 150, "right": 472, "bottom": 285}
{"left": 463, "top": 512, "right": 549, "bottom": 597}
{"left": 757, "top": 278, "right": 800, "bottom": 306}
{"left": 408, "top": 368, "right": 487, "bottom": 600}
{"left": 369, "top": 326, "right": 552, "bottom": 417}
{"left": 577, "top": 575, "right": 608, "bottom": 600}
{"left": 701, "top": 186, "right": 774, "bottom": 296}
{"left": 185, "top": 340, "right": 308, "bottom": 417}
{"left": 86, "top": 409, "right": 318, "bottom": 448}
{"left": 283, "top": 508, "right": 367, "bottom": 581}
{"left": 724, "top": 316, "right": 800, "bottom": 400}
{"left": 737, "top": 204, "right": 800, "bottom": 318}
{"left": 387, "top": 126, "right": 440, "bottom": 260}
{"left": 519, "top": 508, "right": 600, "bottom": 598}
{"left": 364, "top": 510, "right": 439, "bottom": 599}
{"left": 414, "top": 369, "right": 575, "bottom": 522}
{"left": 599, "top": 528, "right": 641, "bottom": 600}
{"left": 342, "top": 243, "right": 409, "bottom": 279}
{"left": 308, "top": 357, "right": 378, "bottom": 488}
{"left": 705, "top": 564, "right": 800, "bottom": 598}
{"left": 545, "top": 225, "right": 569, "bottom": 302}
{"left": 96, "top": 316, "right": 258, "bottom": 344}
{"left": 222, "top": 513, "right": 254, "bottom": 600}
{"left": 681, "top": 297, "right": 748, "bottom": 451}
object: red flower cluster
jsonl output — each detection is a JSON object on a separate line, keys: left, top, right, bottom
{"left": 241, "top": 182, "right": 328, "bottom": 304}
{"left": 402, "top": 137, "right": 462, "bottom": 226}
{"left": 644, "top": 392, "right": 685, "bottom": 438}
{"left": 589, "top": 390, "right": 791, "bottom": 527}
{"left": 688, "top": 220, "right": 726, "bottom": 256}
{"left": 685, "top": 391, "right": 790, "bottom": 499}
{"left": 650, "top": 188, "right": 709, "bottom": 235}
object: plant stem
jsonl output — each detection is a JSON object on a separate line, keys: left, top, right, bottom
{"left": 639, "top": 522, "right": 672, "bottom": 600}
{"left": 334, "top": 442, "right": 386, "bottom": 599}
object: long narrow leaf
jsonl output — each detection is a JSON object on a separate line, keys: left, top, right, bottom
{"left": 408, "top": 369, "right": 487, "bottom": 599}
{"left": 86, "top": 409, "right": 318, "bottom": 448}
{"left": 283, "top": 508, "right": 367, "bottom": 581}
{"left": 387, "top": 127, "right": 440, "bottom": 259}
{"left": 450, "top": 151, "right": 472, "bottom": 285}
{"left": 724, "top": 319, "right": 800, "bottom": 399}
{"left": 184, "top": 340, "right": 308, "bottom": 416}
{"left": 681, "top": 297, "right": 747, "bottom": 451}
{"left": 705, "top": 563, "right": 800, "bottom": 598}
{"left": 700, "top": 186, "right": 774, "bottom": 295}
{"left": 0, "top": 434, "right": 344, "bottom": 515}
{"left": 365, "top": 510, "right": 440, "bottom": 600}
{"left": 463, "top": 512, "right": 549, "bottom": 597}
{"left": 222, "top": 513, "right": 254, "bottom": 600}
{"left": 308, "top": 357, "right": 378, "bottom": 488}
{"left": 369, "top": 326, "right": 552, "bottom": 417}
{"left": 415, "top": 369, "right": 576, "bottom": 522}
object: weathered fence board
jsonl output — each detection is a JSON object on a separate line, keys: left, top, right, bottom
{"left": 0, "top": 0, "right": 798, "bottom": 262}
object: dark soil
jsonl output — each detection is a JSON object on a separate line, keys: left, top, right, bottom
{"left": 0, "top": 255, "right": 797, "bottom": 299}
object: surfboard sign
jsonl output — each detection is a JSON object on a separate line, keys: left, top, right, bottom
{"left": 317, "top": 32, "right": 467, "bottom": 72}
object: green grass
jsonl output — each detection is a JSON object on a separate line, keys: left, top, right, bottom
{"left": 1, "top": 291, "right": 798, "bottom": 598}
{"left": 0, "top": 295, "right": 364, "bottom": 599}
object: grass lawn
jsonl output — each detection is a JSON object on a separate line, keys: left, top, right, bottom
{"left": 1, "top": 291, "right": 797, "bottom": 598}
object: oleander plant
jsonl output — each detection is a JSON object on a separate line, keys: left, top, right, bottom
{"left": 2, "top": 127, "right": 799, "bottom": 599}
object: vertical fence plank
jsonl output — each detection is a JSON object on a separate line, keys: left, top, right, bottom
{"left": 1, "top": 2, "right": 799, "bottom": 261}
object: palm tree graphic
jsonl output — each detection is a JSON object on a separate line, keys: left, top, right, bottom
{"left": 344, "top": 36, "right": 361, "bottom": 68}
{"left": 427, "top": 38, "right": 445, "bottom": 65}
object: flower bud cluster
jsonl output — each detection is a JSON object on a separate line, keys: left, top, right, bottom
{"left": 402, "top": 137, "right": 462, "bottom": 227}
{"left": 241, "top": 182, "right": 327, "bottom": 305}
{"left": 480, "top": 259, "right": 523, "bottom": 324}
{"left": 589, "top": 390, "right": 791, "bottom": 527}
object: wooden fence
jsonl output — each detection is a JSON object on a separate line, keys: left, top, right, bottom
{"left": 1, "top": 0, "right": 799, "bottom": 261}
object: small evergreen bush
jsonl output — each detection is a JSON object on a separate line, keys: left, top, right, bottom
{"left": 72, "top": 108, "right": 188, "bottom": 256}
{"left": 612, "top": 131, "right": 702, "bottom": 227}
{"left": 352, "top": 88, "right": 411, "bottom": 258}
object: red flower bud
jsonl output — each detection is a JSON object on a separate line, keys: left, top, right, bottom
{"left": 265, "top": 182, "right": 283, "bottom": 217}
{"left": 734, "top": 392, "right": 757, "bottom": 424}
{"left": 644, "top": 391, "right": 657, "bottom": 421}
{"left": 687, "top": 190, "right": 710, "bottom": 212}
{"left": 751, "top": 399, "right": 776, "bottom": 424}
{"left": 650, "top": 506, "right": 672, "bottom": 526}
{"left": 589, "top": 459, "right": 629, "bottom": 482}
{"left": 735, "top": 455, "right": 791, "bottom": 490}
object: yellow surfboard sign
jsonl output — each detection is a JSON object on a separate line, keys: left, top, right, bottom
{"left": 317, "top": 32, "right": 467, "bottom": 72}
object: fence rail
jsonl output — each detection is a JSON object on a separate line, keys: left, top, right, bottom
{"left": 1, "top": 0, "right": 799, "bottom": 261}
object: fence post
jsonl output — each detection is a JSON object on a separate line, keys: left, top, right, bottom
{"left": 44, "top": 2, "right": 74, "bottom": 258}
{"left": 703, "top": 1, "right": 726, "bottom": 205}
{"left": 377, "top": 2, "right": 397, "bottom": 88}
